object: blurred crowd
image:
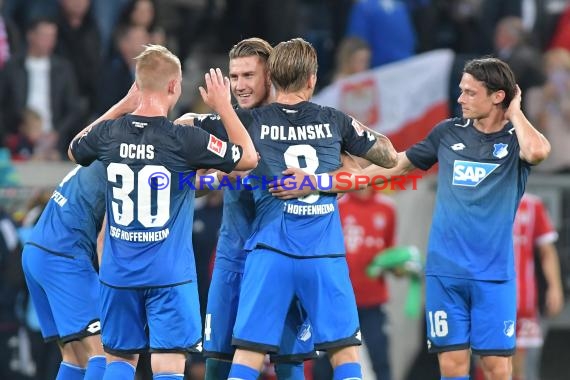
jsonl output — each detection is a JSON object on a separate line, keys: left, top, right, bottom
{"left": 2, "top": 1, "right": 570, "bottom": 379}
{"left": 0, "top": 0, "right": 569, "bottom": 173}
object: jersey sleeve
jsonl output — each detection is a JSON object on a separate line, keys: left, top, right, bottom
{"left": 70, "top": 121, "right": 109, "bottom": 166}
{"left": 533, "top": 199, "right": 558, "bottom": 246}
{"left": 405, "top": 120, "right": 447, "bottom": 170}
{"left": 178, "top": 126, "right": 243, "bottom": 173}
{"left": 197, "top": 109, "right": 255, "bottom": 140}
{"left": 338, "top": 111, "right": 377, "bottom": 156}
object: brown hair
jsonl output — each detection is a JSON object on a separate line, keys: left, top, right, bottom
{"left": 229, "top": 37, "right": 272, "bottom": 62}
{"left": 268, "top": 38, "right": 318, "bottom": 92}
{"left": 464, "top": 57, "right": 517, "bottom": 109}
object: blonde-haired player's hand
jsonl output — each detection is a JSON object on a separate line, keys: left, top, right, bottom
{"left": 199, "top": 68, "right": 232, "bottom": 113}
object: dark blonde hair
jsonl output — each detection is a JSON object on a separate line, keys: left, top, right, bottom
{"left": 268, "top": 38, "right": 318, "bottom": 92}
{"left": 134, "top": 44, "right": 181, "bottom": 91}
{"left": 229, "top": 37, "right": 272, "bottom": 62}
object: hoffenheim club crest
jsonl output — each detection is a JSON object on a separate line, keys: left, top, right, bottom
{"left": 493, "top": 143, "right": 509, "bottom": 159}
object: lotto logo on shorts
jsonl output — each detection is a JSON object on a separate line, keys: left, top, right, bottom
{"left": 207, "top": 134, "right": 227, "bottom": 157}
{"left": 452, "top": 160, "right": 500, "bottom": 187}
{"left": 86, "top": 321, "right": 101, "bottom": 334}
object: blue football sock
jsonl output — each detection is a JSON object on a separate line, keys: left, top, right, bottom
{"left": 56, "top": 362, "right": 86, "bottom": 380}
{"left": 153, "top": 373, "right": 184, "bottom": 380}
{"left": 333, "top": 362, "right": 362, "bottom": 380}
{"left": 227, "top": 363, "right": 260, "bottom": 380}
{"left": 275, "top": 362, "right": 304, "bottom": 380}
{"left": 84, "top": 355, "right": 106, "bottom": 380}
{"left": 441, "top": 377, "right": 470, "bottom": 380}
{"left": 205, "top": 358, "right": 232, "bottom": 380}
{"left": 102, "top": 361, "right": 136, "bottom": 380}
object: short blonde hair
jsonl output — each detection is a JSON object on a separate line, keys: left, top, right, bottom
{"left": 134, "top": 44, "right": 181, "bottom": 91}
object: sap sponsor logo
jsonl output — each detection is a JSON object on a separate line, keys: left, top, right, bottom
{"left": 452, "top": 160, "right": 500, "bottom": 187}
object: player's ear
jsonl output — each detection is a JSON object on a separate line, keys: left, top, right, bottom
{"left": 492, "top": 89, "right": 505, "bottom": 105}
{"left": 308, "top": 73, "right": 317, "bottom": 90}
{"left": 167, "top": 78, "right": 176, "bottom": 94}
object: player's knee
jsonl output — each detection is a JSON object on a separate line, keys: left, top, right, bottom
{"left": 481, "top": 358, "right": 512, "bottom": 380}
{"left": 438, "top": 350, "right": 470, "bottom": 377}
{"left": 81, "top": 334, "right": 105, "bottom": 357}
{"left": 151, "top": 352, "right": 186, "bottom": 373}
{"left": 328, "top": 345, "right": 359, "bottom": 368}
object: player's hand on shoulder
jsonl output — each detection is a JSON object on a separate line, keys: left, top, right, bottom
{"left": 174, "top": 112, "right": 210, "bottom": 126}
{"left": 269, "top": 167, "right": 318, "bottom": 200}
{"left": 199, "top": 68, "right": 231, "bottom": 113}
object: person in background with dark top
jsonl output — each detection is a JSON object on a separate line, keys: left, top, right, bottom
{"left": 55, "top": 0, "right": 102, "bottom": 121}
{"left": 5, "top": 108, "right": 60, "bottom": 161}
{"left": 94, "top": 23, "right": 149, "bottom": 116}
{"left": 0, "top": 17, "right": 83, "bottom": 158}
{"left": 494, "top": 16, "right": 545, "bottom": 98}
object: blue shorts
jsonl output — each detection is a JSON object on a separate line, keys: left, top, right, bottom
{"left": 100, "top": 281, "right": 202, "bottom": 355}
{"left": 204, "top": 266, "right": 314, "bottom": 362}
{"left": 21, "top": 244, "right": 101, "bottom": 343}
{"left": 232, "top": 248, "right": 360, "bottom": 353}
{"left": 425, "top": 275, "right": 516, "bottom": 356}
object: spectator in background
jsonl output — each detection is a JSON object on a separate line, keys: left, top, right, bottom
{"left": 313, "top": 187, "right": 396, "bottom": 380}
{"left": 525, "top": 48, "right": 570, "bottom": 173}
{"left": 0, "top": 17, "right": 83, "bottom": 158}
{"left": 0, "top": 0, "right": 22, "bottom": 69}
{"left": 332, "top": 37, "right": 371, "bottom": 82}
{"left": 494, "top": 16, "right": 545, "bottom": 100}
{"left": 512, "top": 193, "right": 564, "bottom": 380}
{"left": 5, "top": 108, "right": 59, "bottom": 161}
{"left": 345, "top": 0, "right": 416, "bottom": 68}
{"left": 117, "top": 0, "right": 165, "bottom": 46}
{"left": 95, "top": 24, "right": 149, "bottom": 115}
{"left": 55, "top": 0, "right": 102, "bottom": 120}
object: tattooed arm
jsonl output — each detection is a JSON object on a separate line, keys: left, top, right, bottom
{"left": 363, "top": 133, "right": 398, "bottom": 168}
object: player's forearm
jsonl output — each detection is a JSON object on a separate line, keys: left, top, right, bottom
{"left": 362, "top": 134, "right": 398, "bottom": 169}
{"left": 361, "top": 152, "right": 416, "bottom": 185}
{"left": 539, "top": 244, "right": 563, "bottom": 290}
{"left": 510, "top": 110, "right": 551, "bottom": 164}
{"left": 216, "top": 104, "right": 257, "bottom": 170}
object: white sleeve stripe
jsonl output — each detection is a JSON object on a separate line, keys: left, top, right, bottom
{"left": 535, "top": 231, "right": 558, "bottom": 246}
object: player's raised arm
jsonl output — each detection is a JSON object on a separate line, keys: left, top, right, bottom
{"left": 199, "top": 68, "right": 258, "bottom": 170}
{"left": 506, "top": 85, "right": 550, "bottom": 165}
{"left": 68, "top": 83, "right": 141, "bottom": 162}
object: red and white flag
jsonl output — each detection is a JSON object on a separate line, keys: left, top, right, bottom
{"left": 313, "top": 49, "right": 455, "bottom": 151}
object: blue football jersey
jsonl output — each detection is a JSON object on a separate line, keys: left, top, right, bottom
{"left": 70, "top": 115, "right": 244, "bottom": 287}
{"left": 194, "top": 114, "right": 255, "bottom": 273}
{"left": 406, "top": 118, "right": 531, "bottom": 281}
{"left": 201, "top": 102, "right": 377, "bottom": 257}
{"left": 28, "top": 161, "right": 106, "bottom": 261}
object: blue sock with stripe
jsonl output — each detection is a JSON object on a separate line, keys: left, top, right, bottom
{"left": 227, "top": 363, "right": 260, "bottom": 380}
{"left": 56, "top": 362, "right": 85, "bottom": 380}
{"left": 102, "top": 361, "right": 135, "bottom": 380}
{"left": 84, "top": 355, "right": 106, "bottom": 380}
{"left": 333, "top": 362, "right": 362, "bottom": 380}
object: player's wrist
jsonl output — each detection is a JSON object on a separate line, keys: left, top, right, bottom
{"left": 315, "top": 173, "right": 332, "bottom": 192}
{"left": 205, "top": 171, "right": 221, "bottom": 188}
